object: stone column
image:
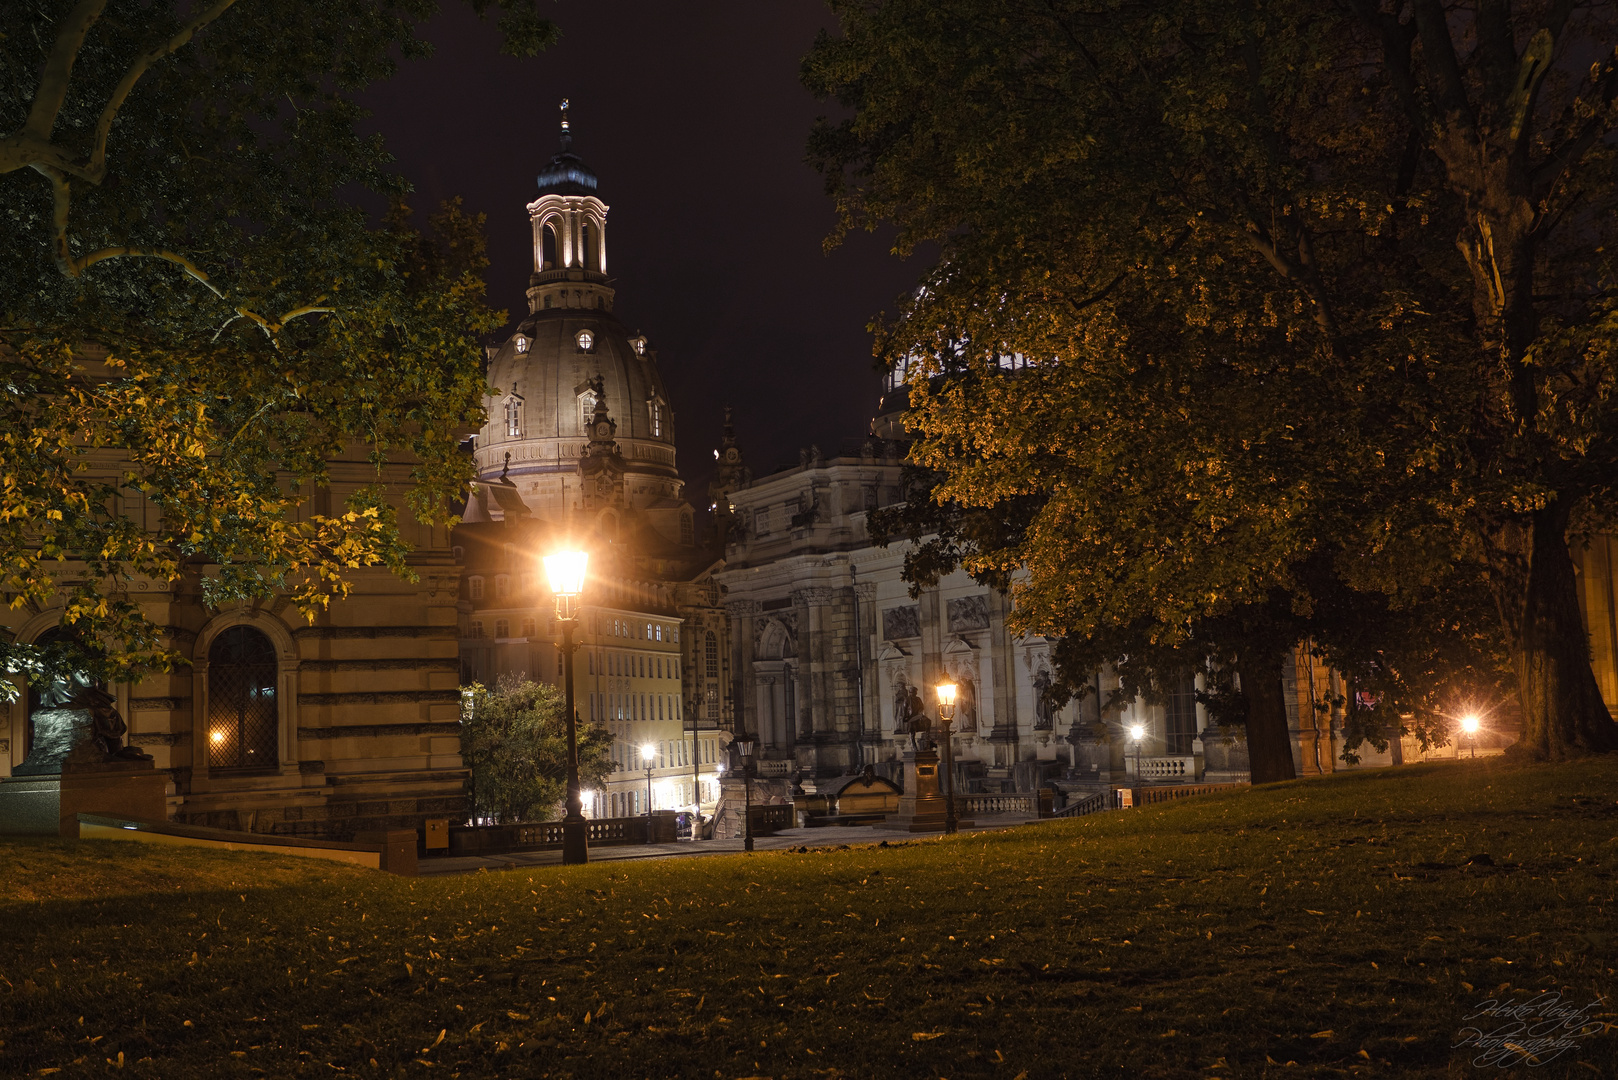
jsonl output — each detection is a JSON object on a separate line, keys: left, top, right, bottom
{"left": 729, "top": 600, "right": 759, "bottom": 738}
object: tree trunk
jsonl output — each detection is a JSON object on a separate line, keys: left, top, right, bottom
{"left": 1236, "top": 647, "right": 1297, "bottom": 784}
{"left": 1501, "top": 508, "right": 1618, "bottom": 759}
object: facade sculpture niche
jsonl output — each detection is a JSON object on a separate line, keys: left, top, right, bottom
{"left": 882, "top": 605, "right": 920, "bottom": 641}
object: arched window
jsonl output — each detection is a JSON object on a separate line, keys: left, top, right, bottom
{"left": 680, "top": 513, "right": 693, "bottom": 546}
{"left": 541, "top": 220, "right": 558, "bottom": 269}
{"left": 649, "top": 400, "right": 663, "bottom": 437}
{"left": 208, "top": 626, "right": 278, "bottom": 772}
{"left": 705, "top": 632, "right": 719, "bottom": 678}
{"left": 645, "top": 622, "right": 653, "bottom": 640}
{"left": 582, "top": 220, "right": 598, "bottom": 272}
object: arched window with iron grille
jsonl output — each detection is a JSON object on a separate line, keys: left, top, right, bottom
{"left": 207, "top": 626, "right": 279, "bottom": 772}
{"left": 705, "top": 631, "right": 718, "bottom": 679}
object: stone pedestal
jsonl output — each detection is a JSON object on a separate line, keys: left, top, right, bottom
{"left": 59, "top": 760, "right": 167, "bottom": 836}
{"left": 889, "top": 748, "right": 946, "bottom": 832}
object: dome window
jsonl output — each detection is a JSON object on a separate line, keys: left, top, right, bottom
{"left": 504, "top": 397, "right": 523, "bottom": 438}
{"left": 513, "top": 335, "right": 529, "bottom": 354}
{"left": 576, "top": 329, "right": 595, "bottom": 352}
{"left": 629, "top": 335, "right": 647, "bottom": 356}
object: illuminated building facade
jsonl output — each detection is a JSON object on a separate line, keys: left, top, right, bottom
{"left": 453, "top": 103, "right": 731, "bottom": 822}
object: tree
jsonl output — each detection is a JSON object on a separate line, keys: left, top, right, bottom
{"left": 460, "top": 677, "right": 613, "bottom": 824}
{"left": 807, "top": 0, "right": 1618, "bottom": 765}
{"left": 0, "top": 0, "right": 558, "bottom": 692}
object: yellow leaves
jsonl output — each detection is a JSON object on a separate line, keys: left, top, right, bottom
{"left": 910, "top": 1031, "right": 946, "bottom": 1041}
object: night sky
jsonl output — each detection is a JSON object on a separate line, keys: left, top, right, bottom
{"left": 361, "top": 0, "right": 923, "bottom": 501}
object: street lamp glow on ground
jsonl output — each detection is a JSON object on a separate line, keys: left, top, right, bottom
{"left": 936, "top": 682, "right": 959, "bottom": 835}
{"left": 543, "top": 548, "right": 589, "bottom": 865}
{"left": 641, "top": 743, "right": 656, "bottom": 844}
{"left": 1461, "top": 714, "right": 1480, "bottom": 759}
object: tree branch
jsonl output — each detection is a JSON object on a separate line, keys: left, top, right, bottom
{"left": 85, "top": 0, "right": 241, "bottom": 183}
{"left": 1410, "top": 0, "right": 1479, "bottom": 136}
{"left": 21, "top": 0, "right": 108, "bottom": 147}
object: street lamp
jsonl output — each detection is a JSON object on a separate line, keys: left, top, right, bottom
{"left": 543, "top": 548, "right": 590, "bottom": 865}
{"left": 1129, "top": 723, "right": 1145, "bottom": 783}
{"left": 641, "top": 743, "right": 656, "bottom": 844}
{"left": 936, "top": 682, "right": 959, "bottom": 835}
{"left": 733, "top": 732, "right": 756, "bottom": 852}
{"left": 1461, "top": 714, "right": 1480, "bottom": 759}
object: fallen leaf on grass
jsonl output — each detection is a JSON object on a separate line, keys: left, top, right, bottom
{"left": 1311, "top": 1030, "right": 1334, "bottom": 1039}
{"left": 1305, "top": 910, "right": 1326, "bottom": 916}
{"left": 506, "top": 1012, "right": 528, "bottom": 1021}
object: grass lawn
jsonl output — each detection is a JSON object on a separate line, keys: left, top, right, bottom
{"left": 2, "top": 759, "right": 1616, "bottom": 1079}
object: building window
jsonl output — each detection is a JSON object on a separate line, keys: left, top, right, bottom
{"left": 706, "top": 683, "right": 719, "bottom": 721}
{"left": 576, "top": 329, "right": 595, "bottom": 352}
{"left": 580, "top": 389, "right": 598, "bottom": 429}
{"left": 645, "top": 622, "right": 653, "bottom": 640}
{"left": 470, "top": 621, "right": 485, "bottom": 639}
{"left": 521, "top": 617, "right": 536, "bottom": 638}
{"left": 468, "top": 576, "right": 484, "bottom": 600}
{"left": 520, "top": 573, "right": 535, "bottom": 594}
{"left": 680, "top": 513, "right": 693, "bottom": 546}
{"left": 207, "top": 626, "right": 278, "bottom": 772}
{"left": 1166, "top": 673, "right": 1198, "bottom": 755}
{"left": 544, "top": 294, "right": 554, "bottom": 309}
{"left": 495, "top": 575, "right": 510, "bottom": 599}
{"left": 505, "top": 398, "right": 522, "bottom": 437}
{"left": 754, "top": 509, "right": 770, "bottom": 536}
{"left": 650, "top": 400, "right": 663, "bottom": 437}
{"left": 705, "top": 631, "right": 719, "bottom": 678}
{"left": 495, "top": 619, "right": 510, "bottom": 638}
{"left": 655, "top": 624, "right": 662, "bottom": 642}
{"left": 514, "top": 336, "right": 528, "bottom": 354}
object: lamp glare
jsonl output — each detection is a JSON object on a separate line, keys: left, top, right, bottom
{"left": 543, "top": 550, "right": 589, "bottom": 597}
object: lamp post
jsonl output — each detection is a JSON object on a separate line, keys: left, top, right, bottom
{"left": 733, "top": 732, "right": 756, "bottom": 852}
{"left": 1461, "top": 715, "right": 1480, "bottom": 759}
{"left": 936, "top": 682, "right": 959, "bottom": 835}
{"left": 543, "top": 549, "right": 590, "bottom": 865}
{"left": 1129, "top": 723, "right": 1145, "bottom": 783}
{"left": 641, "top": 743, "right": 656, "bottom": 844}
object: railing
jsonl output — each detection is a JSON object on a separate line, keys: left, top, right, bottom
{"left": 448, "top": 813, "right": 678, "bottom": 855}
{"left": 1050, "top": 791, "right": 1109, "bottom": 819}
{"left": 957, "top": 792, "right": 1037, "bottom": 816}
{"left": 1115, "top": 782, "right": 1248, "bottom": 809}
{"left": 754, "top": 759, "right": 795, "bottom": 778}
{"left": 1132, "top": 756, "right": 1197, "bottom": 780}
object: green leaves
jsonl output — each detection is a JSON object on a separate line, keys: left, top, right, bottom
{"left": 461, "top": 678, "right": 613, "bottom": 824}
{"left": 1, "top": 2, "right": 542, "bottom": 689}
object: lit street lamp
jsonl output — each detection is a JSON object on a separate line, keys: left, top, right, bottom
{"left": 543, "top": 549, "right": 590, "bottom": 865}
{"left": 936, "top": 682, "right": 959, "bottom": 835}
{"left": 641, "top": 743, "right": 656, "bottom": 844}
{"left": 733, "top": 731, "right": 756, "bottom": 852}
{"left": 1129, "top": 723, "right": 1145, "bottom": 785}
{"left": 1461, "top": 715, "right": 1480, "bottom": 759}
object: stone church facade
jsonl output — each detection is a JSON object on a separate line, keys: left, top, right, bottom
{"left": 452, "top": 106, "right": 731, "bottom": 822}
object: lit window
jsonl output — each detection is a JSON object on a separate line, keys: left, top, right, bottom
{"left": 580, "top": 389, "right": 598, "bottom": 429}
{"left": 505, "top": 399, "right": 522, "bottom": 437}
{"left": 514, "top": 336, "right": 529, "bottom": 354}
{"left": 650, "top": 400, "right": 663, "bottom": 437}
{"left": 468, "top": 576, "right": 484, "bottom": 600}
{"left": 655, "top": 624, "right": 662, "bottom": 642}
{"left": 646, "top": 622, "right": 653, "bottom": 640}
{"left": 576, "top": 329, "right": 594, "bottom": 351}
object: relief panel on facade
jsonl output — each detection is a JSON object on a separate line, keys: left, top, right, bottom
{"left": 882, "top": 604, "right": 920, "bottom": 642}
{"left": 752, "top": 611, "right": 798, "bottom": 659}
{"left": 947, "top": 594, "right": 991, "bottom": 633}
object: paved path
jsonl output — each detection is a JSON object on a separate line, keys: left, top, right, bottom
{"left": 418, "top": 816, "right": 1046, "bottom": 876}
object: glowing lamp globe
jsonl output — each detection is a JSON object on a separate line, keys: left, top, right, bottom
{"left": 640, "top": 743, "right": 656, "bottom": 765}
{"left": 1461, "top": 715, "right": 1480, "bottom": 735}
{"left": 936, "top": 682, "right": 958, "bottom": 708}
{"left": 1129, "top": 724, "right": 1146, "bottom": 742}
{"left": 543, "top": 550, "right": 589, "bottom": 597}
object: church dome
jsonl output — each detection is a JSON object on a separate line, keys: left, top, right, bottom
{"left": 477, "top": 308, "right": 680, "bottom": 513}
